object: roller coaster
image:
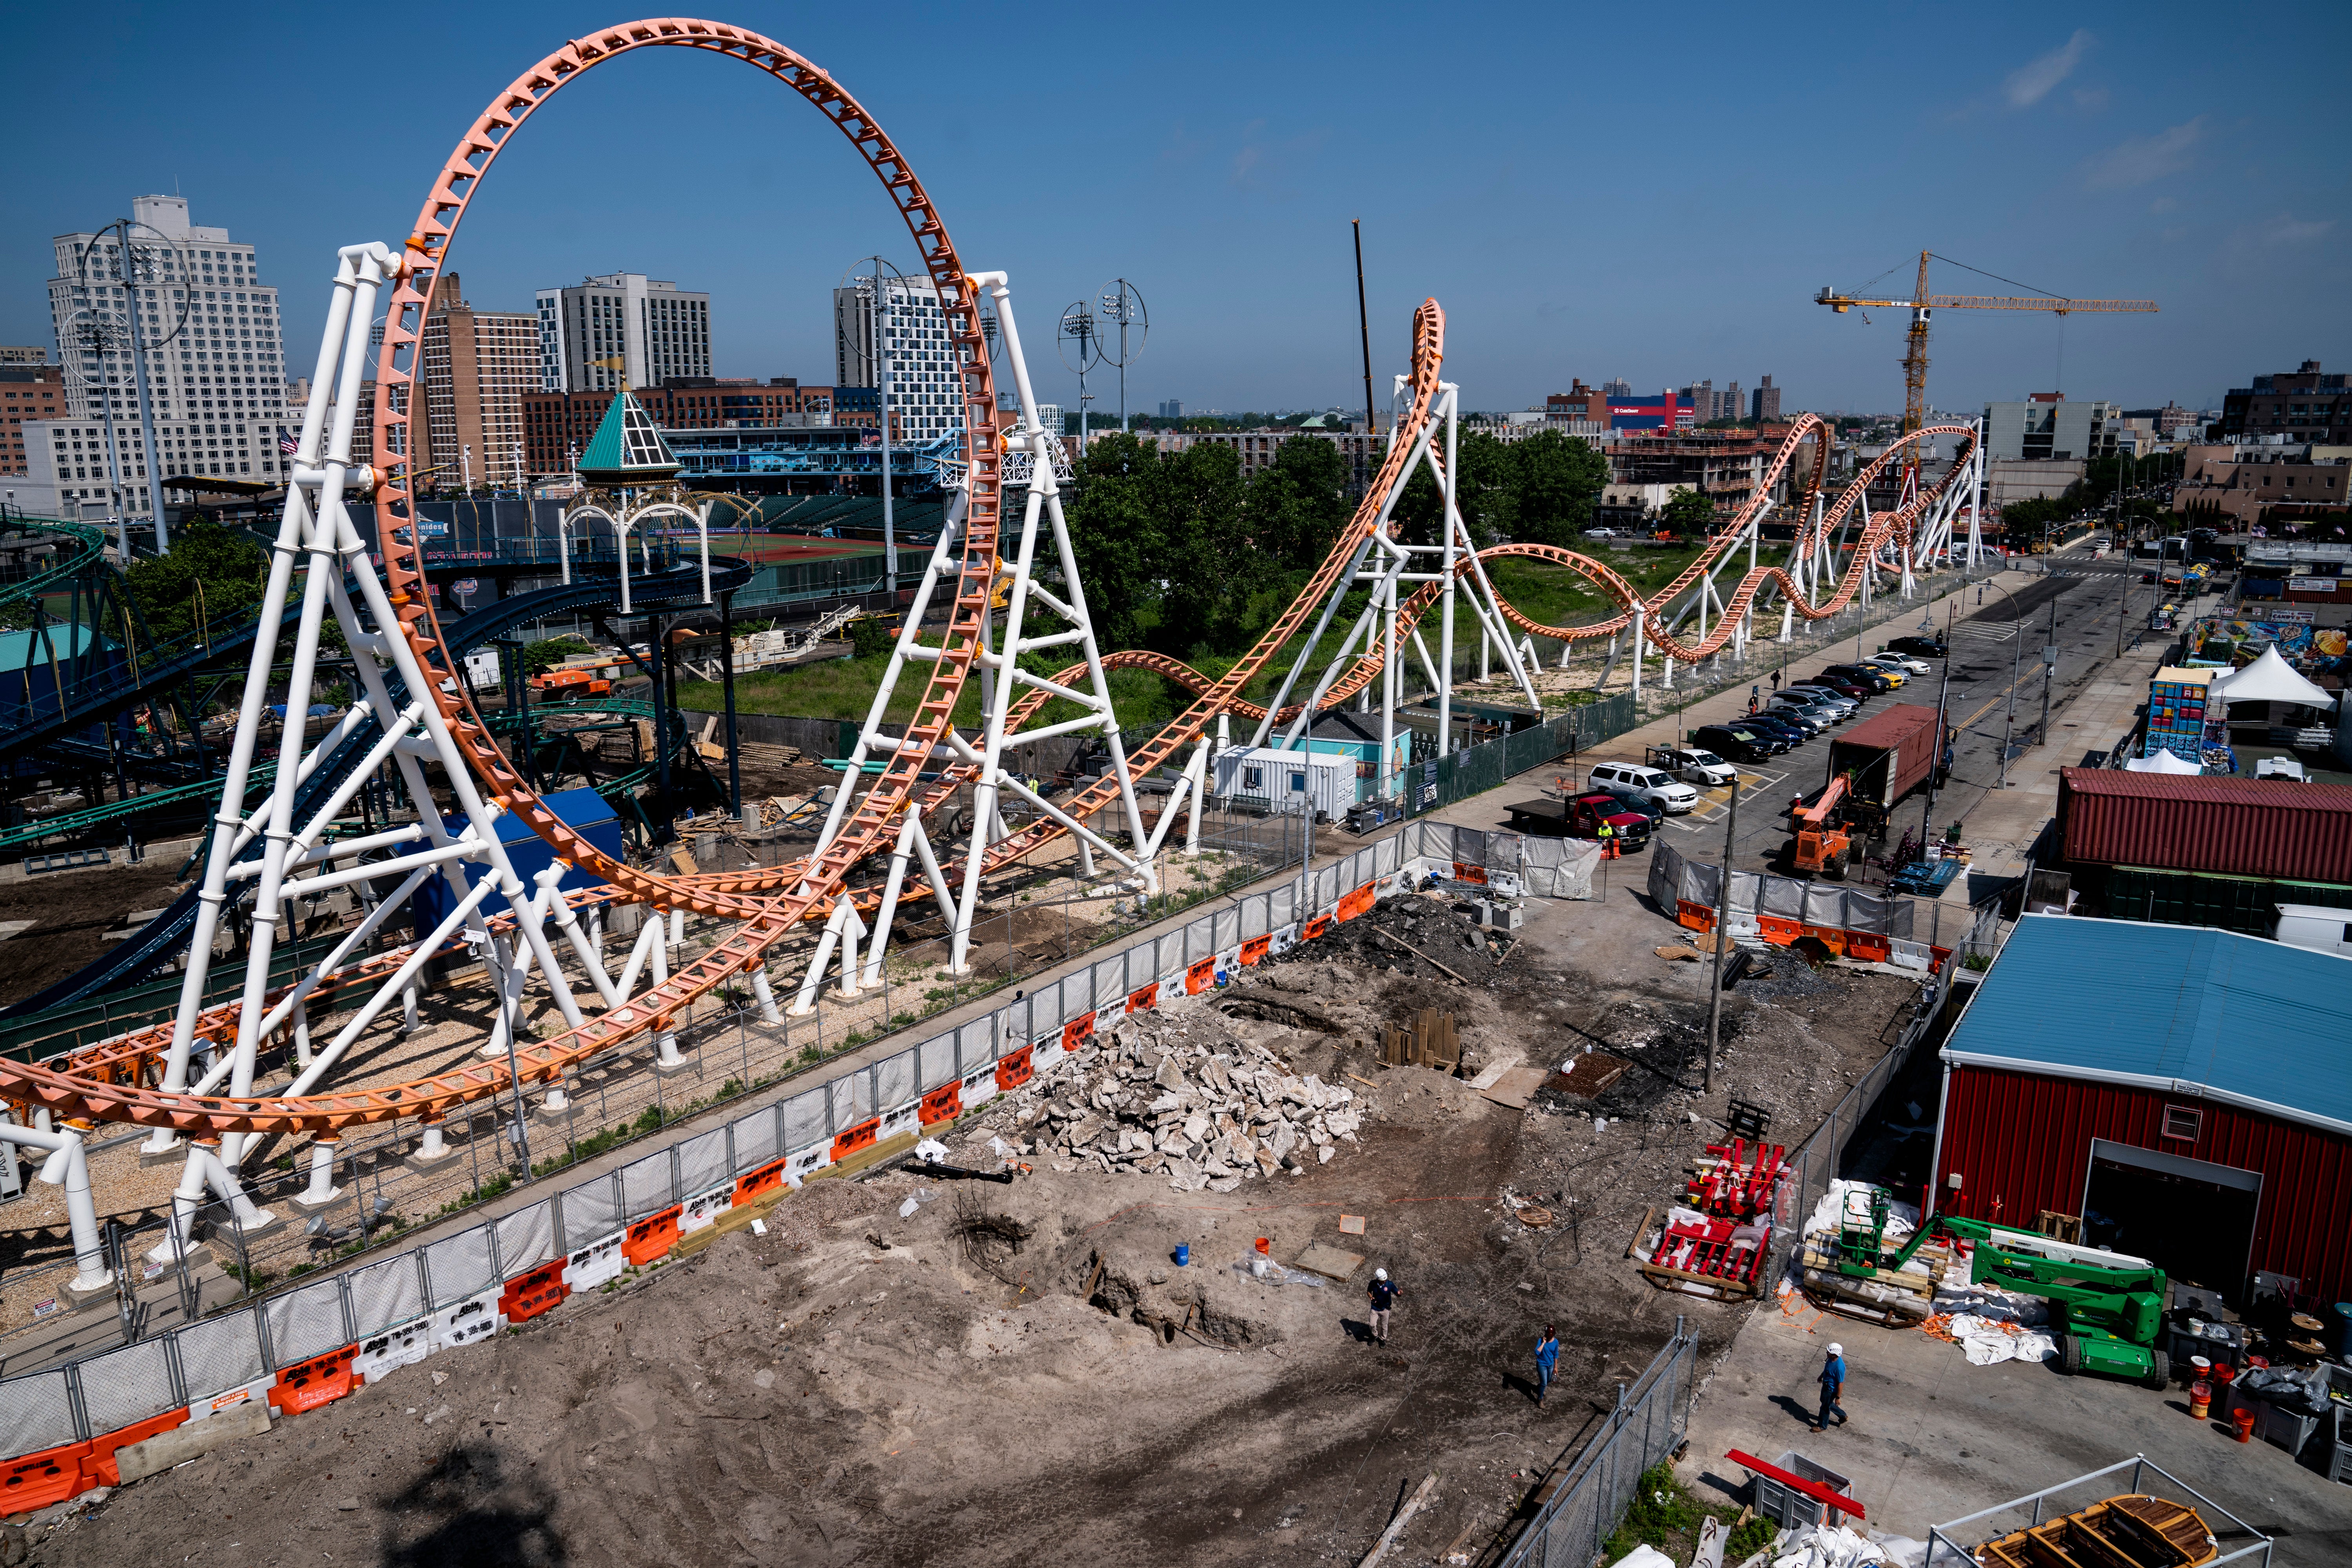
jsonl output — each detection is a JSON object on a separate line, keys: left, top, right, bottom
{"left": 0, "top": 19, "right": 1986, "bottom": 1294}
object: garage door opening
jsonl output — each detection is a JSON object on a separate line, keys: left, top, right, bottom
{"left": 2082, "top": 1138, "right": 2260, "bottom": 1303}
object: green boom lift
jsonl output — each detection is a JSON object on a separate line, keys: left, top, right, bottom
{"left": 1835, "top": 1195, "right": 2170, "bottom": 1388}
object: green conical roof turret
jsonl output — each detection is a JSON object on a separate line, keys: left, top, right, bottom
{"left": 577, "top": 383, "right": 679, "bottom": 487}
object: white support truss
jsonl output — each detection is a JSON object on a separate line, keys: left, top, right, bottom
{"left": 793, "top": 270, "right": 1151, "bottom": 993}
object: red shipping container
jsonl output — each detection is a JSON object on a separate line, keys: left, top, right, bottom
{"left": 2057, "top": 770, "right": 2352, "bottom": 883}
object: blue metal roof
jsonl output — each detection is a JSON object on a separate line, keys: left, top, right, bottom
{"left": 1944, "top": 914, "right": 2352, "bottom": 1136}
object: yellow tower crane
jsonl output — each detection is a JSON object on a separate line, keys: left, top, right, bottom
{"left": 1815, "top": 252, "right": 2158, "bottom": 449}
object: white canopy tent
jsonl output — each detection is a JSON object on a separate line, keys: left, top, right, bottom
{"left": 2214, "top": 646, "right": 2336, "bottom": 710}
{"left": 2124, "top": 748, "right": 2204, "bottom": 775}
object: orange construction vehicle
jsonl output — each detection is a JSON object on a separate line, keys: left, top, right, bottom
{"left": 1787, "top": 775, "right": 1857, "bottom": 880}
{"left": 530, "top": 668, "right": 611, "bottom": 699}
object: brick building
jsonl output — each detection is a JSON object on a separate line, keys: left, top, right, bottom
{"left": 421, "top": 274, "right": 537, "bottom": 488}
{"left": 2, "top": 361, "right": 64, "bottom": 476}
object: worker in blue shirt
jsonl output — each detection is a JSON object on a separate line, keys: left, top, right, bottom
{"left": 1815, "top": 1343, "right": 1847, "bottom": 1431}
{"left": 1534, "top": 1326, "right": 1560, "bottom": 1408}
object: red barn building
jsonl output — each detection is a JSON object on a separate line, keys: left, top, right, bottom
{"left": 1931, "top": 914, "right": 2352, "bottom": 1308}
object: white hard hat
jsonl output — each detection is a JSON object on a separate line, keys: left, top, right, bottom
{"left": 1827, "top": 1343, "right": 1843, "bottom": 1356}
{"left": 1375, "top": 1268, "right": 1388, "bottom": 1281}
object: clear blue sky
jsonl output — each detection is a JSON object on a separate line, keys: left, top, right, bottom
{"left": 6, "top": 3, "right": 2345, "bottom": 420}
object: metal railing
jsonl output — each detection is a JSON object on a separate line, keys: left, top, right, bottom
{"left": 1926, "top": 1455, "right": 2272, "bottom": 1568}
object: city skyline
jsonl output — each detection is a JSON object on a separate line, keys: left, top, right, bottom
{"left": 4, "top": 4, "right": 2345, "bottom": 426}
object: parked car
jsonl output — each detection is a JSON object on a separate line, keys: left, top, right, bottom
{"left": 1645, "top": 745, "right": 1739, "bottom": 787}
{"left": 1822, "top": 663, "right": 1896, "bottom": 693}
{"left": 1777, "top": 683, "right": 1856, "bottom": 711}
{"left": 1693, "top": 722, "right": 1781, "bottom": 762}
{"left": 1867, "top": 651, "right": 1933, "bottom": 677}
{"left": 1586, "top": 761, "right": 1701, "bottom": 814}
{"left": 1744, "top": 710, "right": 1819, "bottom": 741}
{"left": 1884, "top": 635, "right": 1947, "bottom": 659}
{"left": 1769, "top": 692, "right": 1847, "bottom": 725}
{"left": 1789, "top": 675, "right": 1869, "bottom": 702}
{"left": 1583, "top": 527, "right": 1622, "bottom": 539}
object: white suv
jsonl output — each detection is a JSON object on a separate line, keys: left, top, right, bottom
{"left": 1587, "top": 762, "right": 1700, "bottom": 814}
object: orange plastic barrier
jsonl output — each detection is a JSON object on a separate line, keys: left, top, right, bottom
{"left": 1336, "top": 882, "right": 1376, "bottom": 922}
{"left": 1678, "top": 900, "right": 1715, "bottom": 932}
{"left": 1185, "top": 956, "right": 1217, "bottom": 995}
{"left": 1846, "top": 933, "right": 1892, "bottom": 964}
{"left": 830, "top": 1117, "right": 880, "bottom": 1164}
{"left": 1928, "top": 944, "right": 1953, "bottom": 975}
{"left": 1301, "top": 914, "right": 1332, "bottom": 942}
{"left": 1, "top": 1443, "right": 90, "bottom": 1513}
{"left": 623, "top": 1204, "right": 682, "bottom": 1265}
{"left": 733, "top": 1157, "right": 788, "bottom": 1206}
{"left": 1799, "top": 926, "right": 1847, "bottom": 955}
{"left": 499, "top": 1262, "right": 570, "bottom": 1325}
{"left": 269, "top": 1345, "right": 359, "bottom": 1417}
{"left": 1757, "top": 917, "right": 1801, "bottom": 944}
{"left": 919, "top": 1081, "right": 962, "bottom": 1127}
{"left": 1451, "top": 861, "right": 1489, "bottom": 885}
{"left": 1238, "top": 935, "right": 1270, "bottom": 967}
{"left": 82, "top": 1408, "right": 187, "bottom": 1486}
{"left": 1059, "top": 1012, "right": 1096, "bottom": 1054}
{"left": 1125, "top": 982, "right": 1159, "bottom": 1014}
{"left": 996, "top": 1042, "right": 1036, "bottom": 1091}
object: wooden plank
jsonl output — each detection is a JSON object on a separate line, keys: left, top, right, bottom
{"left": 1480, "top": 1066, "right": 1549, "bottom": 1110}
{"left": 1357, "top": 1472, "right": 1439, "bottom": 1568}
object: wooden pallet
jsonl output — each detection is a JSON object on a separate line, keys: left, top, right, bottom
{"left": 1976, "top": 1494, "right": 2217, "bottom": 1568}
{"left": 1797, "top": 1236, "right": 1953, "bottom": 1325}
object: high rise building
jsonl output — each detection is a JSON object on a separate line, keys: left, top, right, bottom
{"left": 1, "top": 347, "right": 48, "bottom": 366}
{"left": 1158, "top": 399, "right": 1183, "bottom": 419}
{"left": 1751, "top": 376, "right": 1782, "bottom": 423}
{"left": 31, "top": 195, "right": 292, "bottom": 519}
{"left": 1601, "top": 377, "right": 1632, "bottom": 398}
{"left": 832, "top": 276, "right": 963, "bottom": 443}
{"left": 421, "top": 273, "right": 537, "bottom": 487}
{"left": 1982, "top": 393, "right": 2121, "bottom": 463}
{"left": 536, "top": 272, "right": 711, "bottom": 394}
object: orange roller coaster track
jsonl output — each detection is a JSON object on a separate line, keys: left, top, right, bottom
{"left": 0, "top": 22, "right": 1984, "bottom": 1138}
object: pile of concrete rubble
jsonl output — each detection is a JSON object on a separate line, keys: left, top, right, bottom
{"left": 978, "top": 1025, "right": 1364, "bottom": 1192}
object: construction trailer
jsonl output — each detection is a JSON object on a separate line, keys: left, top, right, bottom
{"left": 1213, "top": 746, "right": 1356, "bottom": 819}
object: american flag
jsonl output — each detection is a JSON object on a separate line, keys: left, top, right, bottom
{"left": 278, "top": 427, "right": 298, "bottom": 456}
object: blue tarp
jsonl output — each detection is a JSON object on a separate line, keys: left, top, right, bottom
{"left": 408, "top": 787, "right": 623, "bottom": 936}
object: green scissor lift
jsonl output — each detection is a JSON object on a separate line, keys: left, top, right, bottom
{"left": 1836, "top": 1193, "right": 2171, "bottom": 1389}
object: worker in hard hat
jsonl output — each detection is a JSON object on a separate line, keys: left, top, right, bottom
{"left": 1367, "top": 1267, "right": 1398, "bottom": 1347}
{"left": 1815, "top": 1342, "right": 1848, "bottom": 1432}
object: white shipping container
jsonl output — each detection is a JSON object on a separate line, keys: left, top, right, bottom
{"left": 1213, "top": 746, "right": 1355, "bottom": 819}
{"left": 465, "top": 650, "right": 503, "bottom": 691}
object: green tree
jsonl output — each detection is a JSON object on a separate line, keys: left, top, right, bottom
{"left": 1247, "top": 436, "right": 1353, "bottom": 570}
{"left": 1063, "top": 432, "right": 1162, "bottom": 653}
{"left": 123, "top": 518, "right": 267, "bottom": 645}
{"left": 1660, "top": 487, "right": 1716, "bottom": 537}
{"left": 524, "top": 634, "right": 596, "bottom": 675}
{"left": 1150, "top": 442, "right": 1252, "bottom": 655}
{"left": 1509, "top": 430, "right": 1608, "bottom": 546}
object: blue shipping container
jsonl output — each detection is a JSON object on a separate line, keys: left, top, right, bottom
{"left": 409, "top": 787, "right": 623, "bottom": 937}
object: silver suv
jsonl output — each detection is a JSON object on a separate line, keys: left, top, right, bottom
{"left": 1586, "top": 762, "right": 1700, "bottom": 814}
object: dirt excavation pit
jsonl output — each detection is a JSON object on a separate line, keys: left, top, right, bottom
{"left": 37, "top": 889, "right": 1927, "bottom": 1568}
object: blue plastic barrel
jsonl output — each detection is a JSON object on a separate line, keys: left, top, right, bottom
{"left": 1174, "top": 1244, "right": 1190, "bottom": 1267}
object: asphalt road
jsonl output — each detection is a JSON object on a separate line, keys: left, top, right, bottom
{"left": 1636, "top": 552, "right": 2176, "bottom": 879}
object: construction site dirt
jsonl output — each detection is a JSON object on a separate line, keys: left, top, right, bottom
{"left": 26, "top": 887, "right": 1920, "bottom": 1567}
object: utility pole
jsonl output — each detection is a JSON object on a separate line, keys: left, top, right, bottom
{"left": 1353, "top": 220, "right": 1377, "bottom": 440}
{"left": 2038, "top": 595, "right": 2058, "bottom": 748}
{"left": 1704, "top": 779, "right": 1739, "bottom": 1095}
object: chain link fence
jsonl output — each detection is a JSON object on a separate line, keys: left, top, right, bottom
{"left": 1500, "top": 1323, "right": 1702, "bottom": 1568}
